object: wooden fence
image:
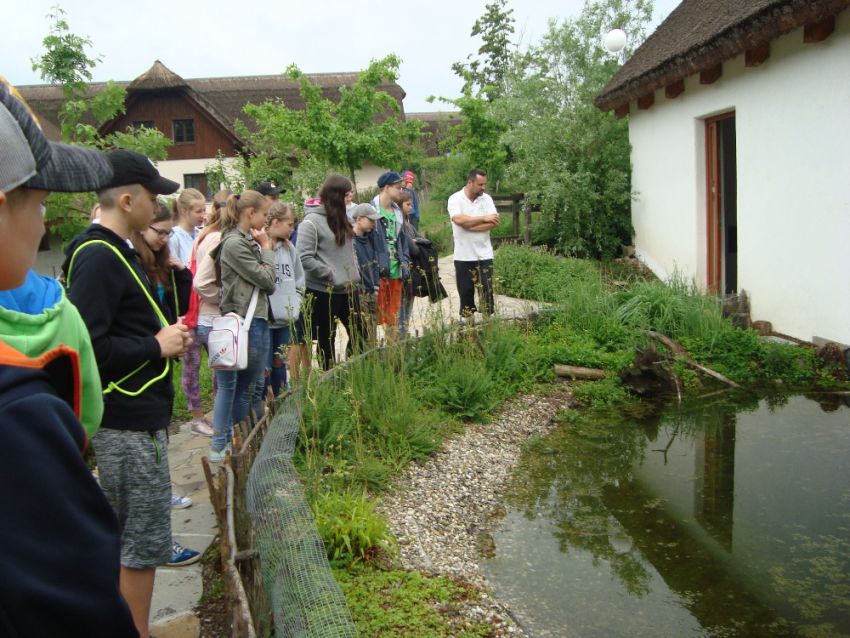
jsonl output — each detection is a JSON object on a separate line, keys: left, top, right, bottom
{"left": 203, "top": 398, "right": 279, "bottom": 637}
{"left": 490, "top": 193, "right": 536, "bottom": 245}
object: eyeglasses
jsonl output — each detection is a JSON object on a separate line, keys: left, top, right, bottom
{"left": 149, "top": 226, "right": 174, "bottom": 238}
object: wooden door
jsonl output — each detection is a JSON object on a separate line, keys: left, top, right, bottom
{"left": 705, "top": 113, "right": 736, "bottom": 293}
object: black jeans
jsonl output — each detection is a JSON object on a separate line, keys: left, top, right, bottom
{"left": 454, "top": 259, "right": 494, "bottom": 317}
{"left": 308, "top": 288, "right": 365, "bottom": 370}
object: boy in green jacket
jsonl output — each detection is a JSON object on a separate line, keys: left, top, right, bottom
{"left": 0, "top": 269, "right": 103, "bottom": 438}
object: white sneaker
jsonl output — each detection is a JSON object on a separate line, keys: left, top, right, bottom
{"left": 190, "top": 419, "right": 213, "bottom": 437}
{"left": 208, "top": 445, "right": 232, "bottom": 463}
{"left": 171, "top": 494, "right": 193, "bottom": 509}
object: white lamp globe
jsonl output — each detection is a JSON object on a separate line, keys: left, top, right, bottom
{"left": 604, "top": 28, "right": 627, "bottom": 53}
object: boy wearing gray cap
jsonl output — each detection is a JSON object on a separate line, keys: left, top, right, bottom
{"left": 0, "top": 78, "right": 138, "bottom": 636}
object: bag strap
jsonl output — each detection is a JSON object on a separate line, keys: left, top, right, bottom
{"left": 243, "top": 287, "right": 259, "bottom": 327}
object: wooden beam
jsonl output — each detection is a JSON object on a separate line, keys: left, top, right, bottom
{"left": 700, "top": 65, "right": 722, "bottom": 84}
{"left": 637, "top": 92, "right": 655, "bottom": 110}
{"left": 804, "top": 15, "right": 835, "bottom": 43}
{"left": 614, "top": 103, "right": 630, "bottom": 119}
{"left": 665, "top": 80, "right": 685, "bottom": 99}
{"left": 745, "top": 42, "right": 770, "bottom": 67}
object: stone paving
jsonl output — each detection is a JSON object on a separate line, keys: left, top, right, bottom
{"left": 149, "top": 420, "right": 216, "bottom": 638}
{"left": 148, "top": 253, "right": 541, "bottom": 637}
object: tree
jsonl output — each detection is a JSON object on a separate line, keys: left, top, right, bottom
{"left": 452, "top": 0, "right": 516, "bottom": 101}
{"left": 434, "top": 86, "right": 508, "bottom": 188}
{"left": 425, "top": 0, "right": 517, "bottom": 195}
{"left": 31, "top": 7, "right": 171, "bottom": 240}
{"left": 494, "top": 0, "right": 654, "bottom": 259}
{"left": 241, "top": 55, "right": 422, "bottom": 193}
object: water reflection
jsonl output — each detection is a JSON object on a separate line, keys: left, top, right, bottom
{"left": 481, "top": 394, "right": 850, "bottom": 637}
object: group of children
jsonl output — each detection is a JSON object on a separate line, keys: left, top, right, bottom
{"left": 0, "top": 69, "right": 437, "bottom": 636}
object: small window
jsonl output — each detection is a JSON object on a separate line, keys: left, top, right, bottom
{"left": 173, "top": 119, "right": 195, "bottom": 144}
{"left": 183, "top": 173, "right": 210, "bottom": 198}
{"left": 132, "top": 120, "right": 155, "bottom": 130}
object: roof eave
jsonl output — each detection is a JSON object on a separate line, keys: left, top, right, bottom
{"left": 595, "top": 0, "right": 850, "bottom": 112}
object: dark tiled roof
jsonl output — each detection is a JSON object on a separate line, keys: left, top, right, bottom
{"left": 16, "top": 62, "right": 407, "bottom": 141}
{"left": 595, "top": 0, "right": 850, "bottom": 111}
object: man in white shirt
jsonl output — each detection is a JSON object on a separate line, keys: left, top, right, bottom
{"left": 447, "top": 169, "right": 500, "bottom": 317}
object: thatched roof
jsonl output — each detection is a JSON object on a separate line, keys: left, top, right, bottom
{"left": 595, "top": 0, "right": 850, "bottom": 112}
{"left": 16, "top": 62, "right": 407, "bottom": 142}
{"left": 127, "top": 60, "right": 187, "bottom": 91}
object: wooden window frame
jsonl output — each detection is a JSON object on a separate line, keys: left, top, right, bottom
{"left": 172, "top": 119, "right": 195, "bottom": 145}
{"left": 183, "top": 173, "right": 210, "bottom": 199}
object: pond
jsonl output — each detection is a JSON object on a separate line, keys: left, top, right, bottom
{"left": 481, "top": 393, "right": 850, "bottom": 637}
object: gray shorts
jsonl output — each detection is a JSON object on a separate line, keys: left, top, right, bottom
{"left": 94, "top": 427, "right": 172, "bottom": 568}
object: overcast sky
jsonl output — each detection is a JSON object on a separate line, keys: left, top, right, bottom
{"left": 4, "top": 0, "right": 680, "bottom": 112}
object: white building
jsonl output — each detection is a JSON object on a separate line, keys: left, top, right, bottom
{"left": 595, "top": 0, "right": 850, "bottom": 344}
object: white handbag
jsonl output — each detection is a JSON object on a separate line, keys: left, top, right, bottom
{"left": 208, "top": 288, "right": 259, "bottom": 371}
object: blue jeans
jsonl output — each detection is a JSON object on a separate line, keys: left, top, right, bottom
{"left": 398, "top": 293, "right": 414, "bottom": 338}
{"left": 266, "top": 325, "right": 291, "bottom": 397}
{"left": 211, "top": 319, "right": 270, "bottom": 452}
{"left": 196, "top": 324, "right": 211, "bottom": 347}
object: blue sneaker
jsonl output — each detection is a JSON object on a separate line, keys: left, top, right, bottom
{"left": 167, "top": 541, "right": 201, "bottom": 567}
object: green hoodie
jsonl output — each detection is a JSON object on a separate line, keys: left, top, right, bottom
{"left": 0, "top": 271, "right": 103, "bottom": 438}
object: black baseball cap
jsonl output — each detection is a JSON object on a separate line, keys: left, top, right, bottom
{"left": 256, "top": 181, "right": 282, "bottom": 197}
{"left": 103, "top": 149, "right": 180, "bottom": 195}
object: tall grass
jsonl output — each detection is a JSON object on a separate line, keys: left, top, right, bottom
{"left": 297, "top": 316, "right": 537, "bottom": 501}
{"left": 494, "top": 246, "right": 840, "bottom": 389}
{"left": 614, "top": 274, "right": 728, "bottom": 341}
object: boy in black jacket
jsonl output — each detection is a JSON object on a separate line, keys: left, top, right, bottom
{"left": 63, "top": 149, "right": 187, "bottom": 638}
{"left": 0, "top": 80, "right": 138, "bottom": 636}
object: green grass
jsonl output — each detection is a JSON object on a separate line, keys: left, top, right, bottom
{"left": 494, "top": 244, "right": 602, "bottom": 303}
{"left": 335, "top": 567, "right": 492, "bottom": 638}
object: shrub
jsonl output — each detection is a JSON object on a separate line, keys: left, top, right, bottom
{"left": 310, "top": 490, "right": 396, "bottom": 568}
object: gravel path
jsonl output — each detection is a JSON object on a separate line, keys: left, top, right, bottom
{"left": 378, "top": 390, "right": 574, "bottom": 636}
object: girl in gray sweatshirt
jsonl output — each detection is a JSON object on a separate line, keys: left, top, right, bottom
{"left": 266, "top": 203, "right": 305, "bottom": 395}
{"left": 296, "top": 175, "right": 364, "bottom": 369}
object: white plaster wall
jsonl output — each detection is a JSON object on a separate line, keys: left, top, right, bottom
{"left": 157, "top": 157, "right": 386, "bottom": 196}
{"left": 629, "top": 11, "right": 850, "bottom": 343}
{"left": 354, "top": 163, "right": 388, "bottom": 192}
{"left": 156, "top": 157, "right": 236, "bottom": 191}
